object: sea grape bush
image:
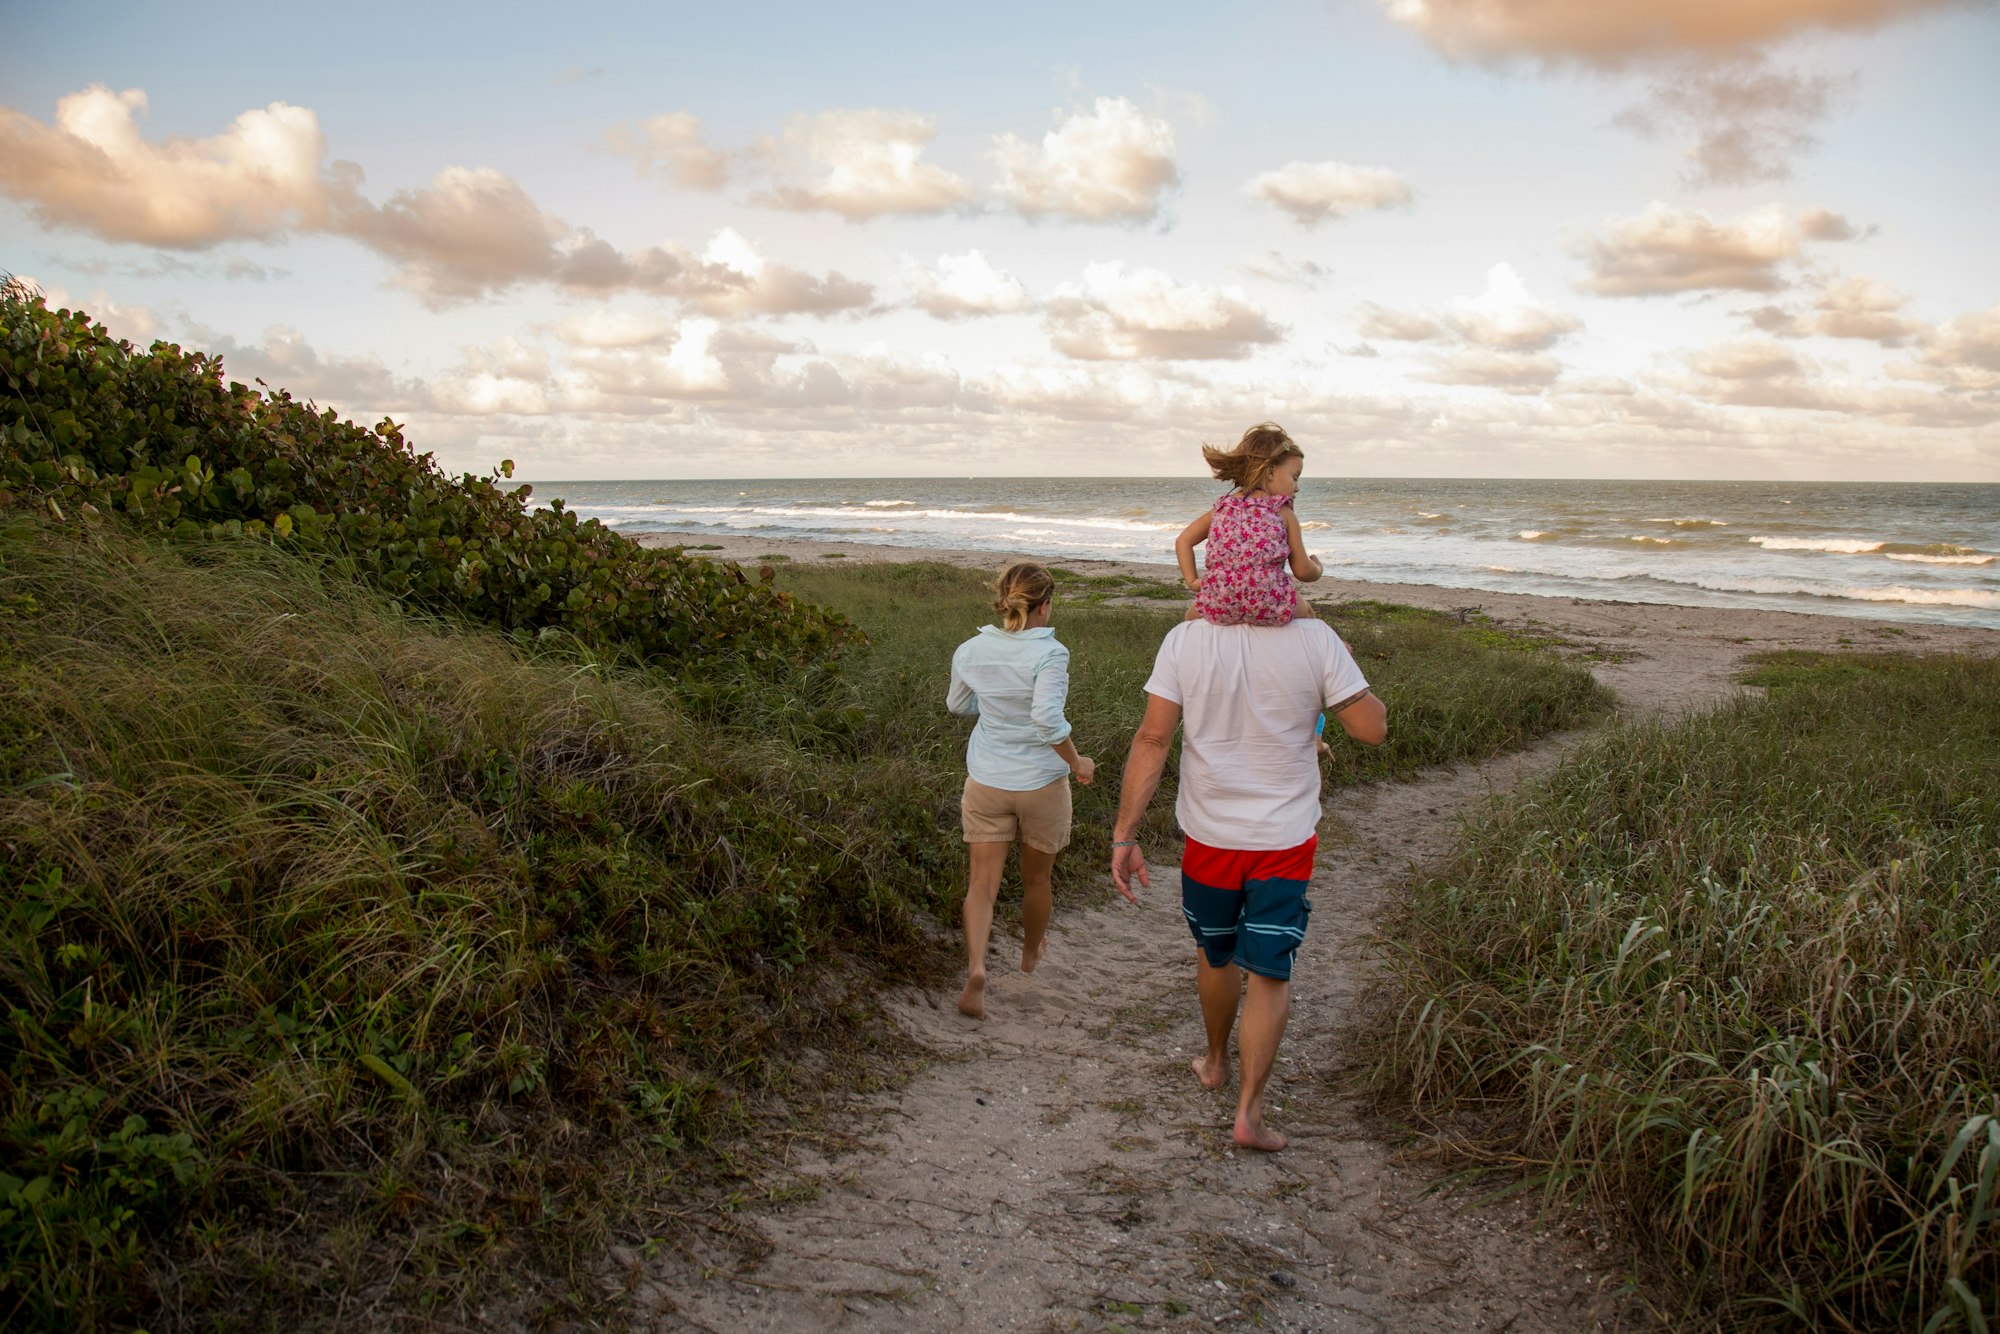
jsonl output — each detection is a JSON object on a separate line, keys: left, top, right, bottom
{"left": 0, "top": 284, "right": 853, "bottom": 668}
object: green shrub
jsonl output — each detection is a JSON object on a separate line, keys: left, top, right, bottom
{"left": 1371, "top": 652, "right": 2000, "bottom": 1330}
{"left": 0, "top": 282, "right": 850, "bottom": 669}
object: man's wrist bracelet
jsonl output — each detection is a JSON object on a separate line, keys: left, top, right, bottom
{"left": 1111, "top": 839, "right": 1139, "bottom": 848}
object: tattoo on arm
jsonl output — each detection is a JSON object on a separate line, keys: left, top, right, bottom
{"left": 1329, "top": 688, "right": 1372, "bottom": 713}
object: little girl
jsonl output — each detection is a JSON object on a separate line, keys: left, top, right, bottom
{"left": 1175, "top": 422, "right": 1323, "bottom": 626}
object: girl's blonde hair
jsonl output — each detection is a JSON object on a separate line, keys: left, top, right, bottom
{"left": 1201, "top": 422, "right": 1303, "bottom": 495}
{"left": 992, "top": 561, "right": 1055, "bottom": 631}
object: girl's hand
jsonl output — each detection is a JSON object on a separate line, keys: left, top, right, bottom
{"left": 1072, "top": 755, "right": 1096, "bottom": 785}
{"left": 1184, "top": 576, "right": 1202, "bottom": 592}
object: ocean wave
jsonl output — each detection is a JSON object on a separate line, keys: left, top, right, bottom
{"left": 1416, "top": 511, "right": 1445, "bottom": 520}
{"left": 1300, "top": 521, "right": 1332, "bottom": 531}
{"left": 1748, "top": 536, "right": 1885, "bottom": 554}
{"left": 1676, "top": 575, "right": 2000, "bottom": 611}
{"left": 1886, "top": 552, "right": 1995, "bottom": 566}
{"left": 1645, "top": 517, "right": 1728, "bottom": 527}
{"left": 863, "top": 499, "right": 915, "bottom": 508}
{"left": 653, "top": 503, "right": 1177, "bottom": 533}
{"left": 1516, "top": 530, "right": 1556, "bottom": 541}
{"left": 1627, "top": 535, "right": 1682, "bottom": 546}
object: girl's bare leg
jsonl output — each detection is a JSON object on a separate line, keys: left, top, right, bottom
{"left": 1291, "top": 588, "right": 1314, "bottom": 621}
{"left": 1018, "top": 846, "right": 1057, "bottom": 972}
{"left": 959, "top": 842, "right": 1010, "bottom": 1018}
{"left": 1183, "top": 602, "right": 1202, "bottom": 622}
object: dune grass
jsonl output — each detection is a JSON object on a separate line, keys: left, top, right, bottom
{"left": 1368, "top": 650, "right": 2000, "bottom": 1330}
{"left": 0, "top": 529, "right": 1606, "bottom": 1329}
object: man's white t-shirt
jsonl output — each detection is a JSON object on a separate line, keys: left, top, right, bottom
{"left": 1142, "top": 619, "right": 1369, "bottom": 850}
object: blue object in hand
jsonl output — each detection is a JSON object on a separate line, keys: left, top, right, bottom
{"left": 1315, "top": 712, "right": 1326, "bottom": 737}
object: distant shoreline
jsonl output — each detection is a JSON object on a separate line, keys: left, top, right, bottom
{"left": 633, "top": 528, "right": 2000, "bottom": 712}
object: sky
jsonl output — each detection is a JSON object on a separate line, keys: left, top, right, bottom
{"left": 4, "top": 0, "right": 1998, "bottom": 481}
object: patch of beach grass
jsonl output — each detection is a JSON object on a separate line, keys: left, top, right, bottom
{"left": 1368, "top": 650, "right": 2000, "bottom": 1330}
{"left": 0, "top": 519, "right": 950, "bottom": 1329}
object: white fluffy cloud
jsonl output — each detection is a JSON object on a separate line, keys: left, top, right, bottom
{"left": 0, "top": 85, "right": 332, "bottom": 246}
{"left": 992, "top": 98, "right": 1179, "bottom": 223}
{"left": 1447, "top": 263, "right": 1583, "bottom": 350}
{"left": 751, "top": 109, "right": 974, "bottom": 220}
{"left": 1244, "top": 161, "right": 1413, "bottom": 226}
{"left": 1042, "top": 262, "right": 1281, "bottom": 360}
{"left": 1571, "top": 202, "right": 1807, "bottom": 296}
{"left": 904, "top": 250, "right": 1032, "bottom": 319}
{"left": 1354, "top": 302, "right": 1445, "bottom": 342}
{"left": 605, "top": 112, "right": 729, "bottom": 191}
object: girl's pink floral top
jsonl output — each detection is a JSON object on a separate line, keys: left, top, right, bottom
{"left": 1194, "top": 491, "right": 1297, "bottom": 627}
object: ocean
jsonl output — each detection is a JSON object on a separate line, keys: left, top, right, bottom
{"left": 524, "top": 478, "right": 2000, "bottom": 630}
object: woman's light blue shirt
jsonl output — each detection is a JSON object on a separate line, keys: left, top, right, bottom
{"left": 947, "top": 624, "right": 1073, "bottom": 791}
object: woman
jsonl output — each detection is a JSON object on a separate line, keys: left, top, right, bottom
{"left": 945, "top": 562, "right": 1095, "bottom": 1020}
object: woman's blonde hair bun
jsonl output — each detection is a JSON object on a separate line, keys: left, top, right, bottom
{"left": 992, "top": 561, "right": 1055, "bottom": 631}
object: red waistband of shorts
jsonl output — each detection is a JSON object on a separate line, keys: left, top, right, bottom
{"left": 1181, "top": 834, "right": 1318, "bottom": 889}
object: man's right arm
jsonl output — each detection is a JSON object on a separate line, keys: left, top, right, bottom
{"left": 1111, "top": 692, "right": 1182, "bottom": 901}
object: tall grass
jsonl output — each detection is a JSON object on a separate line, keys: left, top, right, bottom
{"left": 0, "top": 530, "right": 1605, "bottom": 1329}
{"left": 0, "top": 520, "right": 951, "bottom": 1328}
{"left": 1369, "top": 651, "right": 2000, "bottom": 1330}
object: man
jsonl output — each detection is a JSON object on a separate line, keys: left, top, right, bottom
{"left": 1109, "top": 616, "right": 1386, "bottom": 1152}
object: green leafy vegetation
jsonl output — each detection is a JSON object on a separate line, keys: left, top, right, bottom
{"left": 1369, "top": 651, "right": 2000, "bottom": 1330}
{"left": 0, "top": 281, "right": 850, "bottom": 669}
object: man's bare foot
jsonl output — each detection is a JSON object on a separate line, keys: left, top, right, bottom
{"left": 957, "top": 972, "right": 986, "bottom": 1019}
{"left": 1020, "top": 938, "right": 1044, "bottom": 973}
{"left": 1190, "top": 1054, "right": 1229, "bottom": 1090}
{"left": 1233, "top": 1111, "right": 1287, "bottom": 1152}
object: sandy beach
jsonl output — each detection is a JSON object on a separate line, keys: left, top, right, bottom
{"left": 636, "top": 529, "right": 2000, "bottom": 718}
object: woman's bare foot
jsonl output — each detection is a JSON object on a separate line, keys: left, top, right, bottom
{"left": 957, "top": 971, "right": 986, "bottom": 1019}
{"left": 1020, "top": 938, "right": 1045, "bottom": 973}
{"left": 1232, "top": 1110, "right": 1287, "bottom": 1152}
{"left": 1190, "top": 1054, "right": 1229, "bottom": 1090}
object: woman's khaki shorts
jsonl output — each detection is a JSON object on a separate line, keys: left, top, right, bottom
{"left": 961, "top": 775, "right": 1072, "bottom": 853}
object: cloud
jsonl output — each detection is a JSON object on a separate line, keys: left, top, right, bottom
{"left": 1446, "top": 263, "right": 1583, "bottom": 350}
{"left": 1354, "top": 302, "right": 1445, "bottom": 342}
{"left": 605, "top": 112, "right": 729, "bottom": 191}
{"left": 1611, "top": 56, "right": 1849, "bottom": 186}
{"left": 552, "top": 66, "right": 604, "bottom": 86}
{"left": 1737, "top": 274, "right": 1924, "bottom": 344}
{"left": 1378, "top": 0, "right": 1964, "bottom": 65}
{"left": 187, "top": 321, "right": 427, "bottom": 411}
{"left": 0, "top": 85, "right": 332, "bottom": 246}
{"left": 1800, "top": 207, "right": 1869, "bottom": 240}
{"left": 993, "top": 97, "right": 1179, "bottom": 222}
{"left": 1354, "top": 266, "right": 1579, "bottom": 371}
{"left": 1808, "top": 276, "right": 1923, "bottom": 344}
{"left": 1244, "top": 161, "right": 1413, "bottom": 226}
{"left": 1674, "top": 334, "right": 1999, "bottom": 424}
{"left": 750, "top": 109, "right": 974, "bottom": 220}
{"left": 1423, "top": 348, "right": 1565, "bottom": 393}
{"left": 1571, "top": 202, "right": 1807, "bottom": 295}
{"left": 1041, "top": 262, "right": 1281, "bottom": 360}
{"left": 0, "top": 86, "right": 880, "bottom": 311}
{"left": 1890, "top": 302, "right": 2000, "bottom": 390}
{"left": 553, "top": 308, "right": 677, "bottom": 349}
{"left": 904, "top": 249, "right": 1031, "bottom": 319}
{"left": 1242, "top": 252, "right": 1332, "bottom": 287}
{"left": 682, "top": 228, "right": 876, "bottom": 318}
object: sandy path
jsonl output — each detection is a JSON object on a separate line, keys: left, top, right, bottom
{"left": 611, "top": 536, "right": 1997, "bottom": 1331}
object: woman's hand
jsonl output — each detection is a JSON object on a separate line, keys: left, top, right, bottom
{"left": 1072, "top": 755, "right": 1096, "bottom": 785}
